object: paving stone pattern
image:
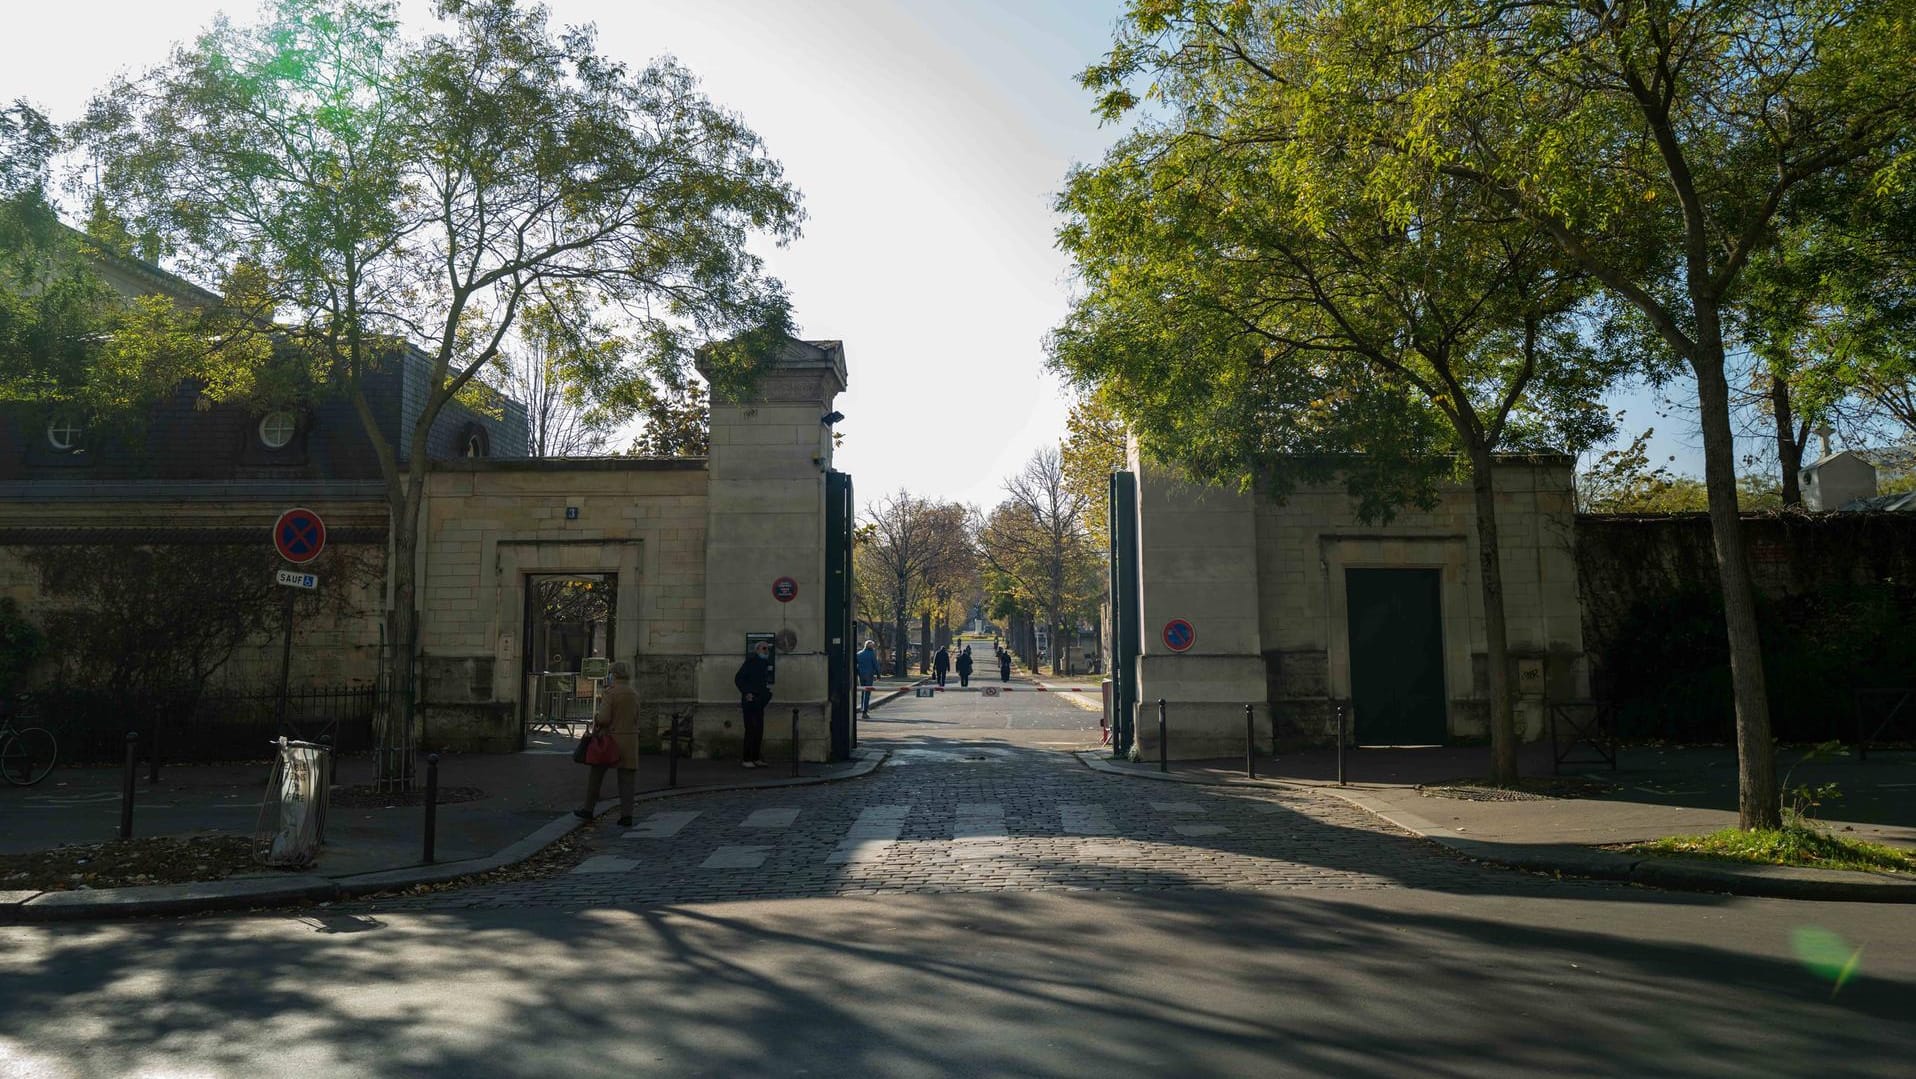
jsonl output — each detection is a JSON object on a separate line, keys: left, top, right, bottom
{"left": 366, "top": 747, "right": 1582, "bottom": 911}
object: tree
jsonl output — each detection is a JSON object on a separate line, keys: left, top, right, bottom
{"left": 1088, "top": 0, "right": 1916, "bottom": 827}
{"left": 978, "top": 448, "right": 1102, "bottom": 677}
{"left": 1065, "top": 11, "right": 1625, "bottom": 782}
{"left": 626, "top": 382, "right": 710, "bottom": 457}
{"left": 1060, "top": 391, "right": 1128, "bottom": 538}
{"left": 1, "top": 101, "right": 263, "bottom": 429}
{"left": 81, "top": 0, "right": 800, "bottom": 782}
{"left": 858, "top": 492, "right": 969, "bottom": 678}
{"left": 487, "top": 304, "right": 616, "bottom": 458}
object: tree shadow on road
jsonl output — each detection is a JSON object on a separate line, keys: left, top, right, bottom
{"left": 0, "top": 881, "right": 1908, "bottom": 1078}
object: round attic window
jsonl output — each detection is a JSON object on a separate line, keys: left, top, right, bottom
{"left": 259, "top": 411, "right": 298, "bottom": 449}
{"left": 45, "top": 418, "right": 83, "bottom": 452}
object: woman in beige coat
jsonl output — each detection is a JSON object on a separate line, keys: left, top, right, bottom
{"left": 575, "top": 661, "right": 642, "bottom": 826}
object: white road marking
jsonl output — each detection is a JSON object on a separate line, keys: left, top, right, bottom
{"left": 623, "top": 811, "right": 700, "bottom": 838}
{"left": 700, "top": 845, "right": 772, "bottom": 869}
{"left": 1150, "top": 802, "right": 1203, "bottom": 814}
{"left": 826, "top": 805, "right": 911, "bottom": 864}
{"left": 740, "top": 808, "right": 800, "bottom": 829}
{"left": 1060, "top": 804, "right": 1116, "bottom": 835}
{"left": 953, "top": 803, "right": 1007, "bottom": 840}
{"left": 570, "top": 856, "right": 638, "bottom": 874}
{"left": 1173, "top": 823, "right": 1230, "bottom": 837}
{"left": 950, "top": 803, "right": 1010, "bottom": 859}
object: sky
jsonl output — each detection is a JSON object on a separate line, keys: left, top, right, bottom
{"left": 2, "top": 0, "right": 1753, "bottom": 513}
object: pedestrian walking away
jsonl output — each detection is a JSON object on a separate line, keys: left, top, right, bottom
{"left": 735, "top": 641, "right": 774, "bottom": 768}
{"left": 998, "top": 646, "right": 1012, "bottom": 683}
{"left": 933, "top": 644, "right": 951, "bottom": 688}
{"left": 856, "top": 639, "right": 881, "bottom": 716}
{"left": 574, "top": 660, "right": 641, "bottom": 826}
{"left": 955, "top": 645, "right": 973, "bottom": 688}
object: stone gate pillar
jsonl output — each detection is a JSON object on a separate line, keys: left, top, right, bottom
{"left": 694, "top": 340, "right": 847, "bottom": 760}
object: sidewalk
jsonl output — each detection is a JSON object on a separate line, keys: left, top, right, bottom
{"left": 1080, "top": 743, "right": 1916, "bottom": 902}
{"left": 0, "top": 723, "right": 893, "bottom": 922}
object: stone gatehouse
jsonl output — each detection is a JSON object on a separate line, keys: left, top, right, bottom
{"left": 414, "top": 339, "right": 853, "bottom": 756}
{"left": 1108, "top": 450, "right": 1587, "bottom": 758}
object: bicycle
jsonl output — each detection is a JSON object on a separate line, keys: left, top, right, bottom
{"left": 0, "top": 695, "right": 58, "bottom": 786}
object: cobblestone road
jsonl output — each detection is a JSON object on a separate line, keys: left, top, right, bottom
{"left": 366, "top": 678, "right": 1588, "bottom": 911}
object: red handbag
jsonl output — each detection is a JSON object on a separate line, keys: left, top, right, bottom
{"left": 583, "top": 732, "right": 622, "bottom": 767}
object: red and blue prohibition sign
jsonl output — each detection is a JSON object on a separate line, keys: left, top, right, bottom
{"left": 1162, "top": 618, "right": 1196, "bottom": 653}
{"left": 274, "top": 507, "right": 327, "bottom": 565}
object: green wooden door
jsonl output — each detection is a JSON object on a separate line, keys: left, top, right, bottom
{"left": 1345, "top": 568, "right": 1447, "bottom": 746}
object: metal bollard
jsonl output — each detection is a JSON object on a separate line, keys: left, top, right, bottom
{"left": 791, "top": 707, "right": 801, "bottom": 777}
{"left": 317, "top": 735, "right": 334, "bottom": 843}
{"left": 120, "top": 731, "right": 139, "bottom": 839}
{"left": 1157, "top": 698, "right": 1168, "bottom": 773}
{"left": 422, "top": 753, "right": 440, "bottom": 864}
{"left": 667, "top": 712, "right": 681, "bottom": 789}
{"left": 148, "top": 707, "right": 162, "bottom": 785}
{"left": 1336, "top": 704, "right": 1347, "bottom": 786}
{"left": 1245, "top": 704, "right": 1256, "bottom": 779}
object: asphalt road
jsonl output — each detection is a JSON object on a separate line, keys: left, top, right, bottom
{"left": 2, "top": 686, "right": 1911, "bottom": 1077}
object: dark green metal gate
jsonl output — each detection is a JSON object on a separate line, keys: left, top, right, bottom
{"left": 1345, "top": 568, "right": 1447, "bottom": 746}
{"left": 827, "top": 470, "right": 855, "bottom": 759}
{"left": 1108, "top": 471, "right": 1140, "bottom": 755}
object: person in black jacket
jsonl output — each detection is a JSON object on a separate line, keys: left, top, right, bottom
{"left": 734, "top": 642, "right": 774, "bottom": 768}
{"left": 997, "top": 646, "right": 1012, "bottom": 683}
{"left": 955, "top": 646, "right": 973, "bottom": 687}
{"left": 933, "top": 645, "right": 951, "bottom": 688}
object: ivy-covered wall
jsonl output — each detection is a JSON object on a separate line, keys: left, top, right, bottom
{"left": 1577, "top": 513, "right": 1916, "bottom": 743}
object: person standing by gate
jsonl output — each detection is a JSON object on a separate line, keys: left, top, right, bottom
{"left": 856, "top": 639, "right": 880, "bottom": 716}
{"left": 955, "top": 646, "right": 973, "bottom": 688}
{"left": 933, "top": 644, "right": 951, "bottom": 688}
{"left": 735, "top": 641, "right": 773, "bottom": 768}
{"left": 998, "top": 646, "right": 1012, "bottom": 683}
{"left": 574, "top": 661, "right": 640, "bottom": 826}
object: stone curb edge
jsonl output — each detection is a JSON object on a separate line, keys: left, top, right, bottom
{"left": 1073, "top": 752, "right": 1916, "bottom": 904}
{"left": 2, "top": 747, "right": 891, "bottom": 925}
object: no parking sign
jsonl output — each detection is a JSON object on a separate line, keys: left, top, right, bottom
{"left": 1162, "top": 618, "right": 1195, "bottom": 653}
{"left": 273, "top": 507, "right": 326, "bottom": 565}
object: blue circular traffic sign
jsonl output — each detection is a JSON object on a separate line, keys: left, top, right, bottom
{"left": 1162, "top": 618, "right": 1195, "bottom": 653}
{"left": 274, "top": 507, "right": 327, "bottom": 565}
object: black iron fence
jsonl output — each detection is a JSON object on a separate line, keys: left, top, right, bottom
{"left": 30, "top": 684, "right": 379, "bottom": 765}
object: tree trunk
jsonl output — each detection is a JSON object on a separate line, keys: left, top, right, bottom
{"left": 920, "top": 611, "right": 931, "bottom": 674}
{"left": 1771, "top": 374, "right": 1805, "bottom": 507}
{"left": 1466, "top": 443, "right": 1519, "bottom": 787}
{"left": 892, "top": 600, "right": 907, "bottom": 679}
{"left": 1696, "top": 342, "right": 1781, "bottom": 829}
{"left": 374, "top": 476, "right": 424, "bottom": 790}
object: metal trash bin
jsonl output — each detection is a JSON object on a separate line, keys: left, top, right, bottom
{"left": 256, "top": 737, "right": 331, "bottom": 867}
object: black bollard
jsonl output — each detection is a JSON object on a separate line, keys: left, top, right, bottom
{"left": 1336, "top": 704, "right": 1347, "bottom": 786}
{"left": 148, "top": 706, "right": 161, "bottom": 785}
{"left": 1157, "top": 698, "right": 1168, "bottom": 773}
{"left": 667, "top": 712, "right": 680, "bottom": 789}
{"left": 791, "top": 707, "right": 801, "bottom": 777}
{"left": 422, "top": 753, "right": 440, "bottom": 864}
{"left": 317, "top": 735, "right": 334, "bottom": 843}
{"left": 1245, "top": 704, "right": 1256, "bottom": 779}
{"left": 120, "top": 731, "right": 139, "bottom": 839}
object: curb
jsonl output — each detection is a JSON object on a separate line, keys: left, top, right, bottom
{"left": 3, "top": 746, "right": 891, "bottom": 924}
{"left": 1074, "top": 752, "right": 1916, "bottom": 904}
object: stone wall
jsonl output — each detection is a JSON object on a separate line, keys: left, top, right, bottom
{"left": 1577, "top": 511, "right": 1916, "bottom": 742}
{"left": 0, "top": 489, "right": 389, "bottom": 692}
